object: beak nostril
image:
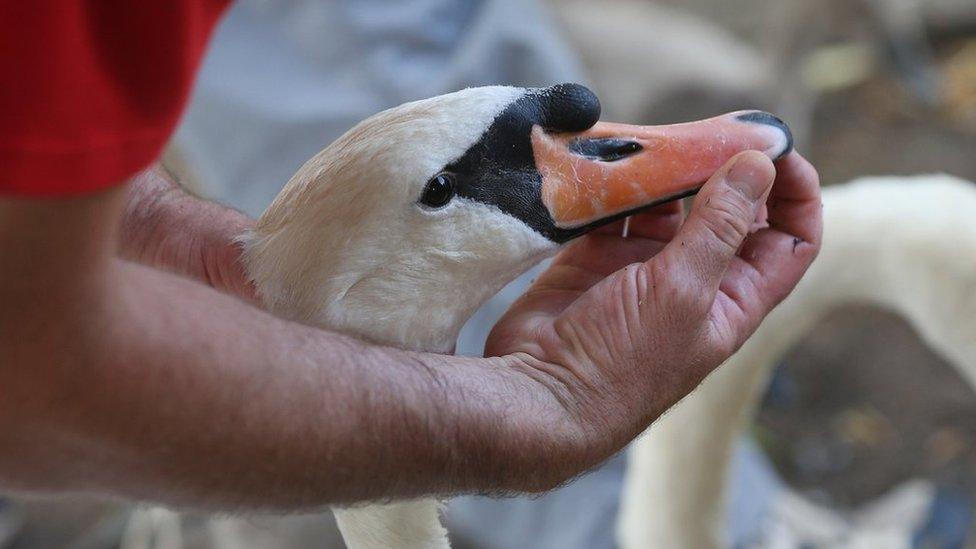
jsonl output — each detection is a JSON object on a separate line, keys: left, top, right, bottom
{"left": 568, "top": 138, "right": 643, "bottom": 162}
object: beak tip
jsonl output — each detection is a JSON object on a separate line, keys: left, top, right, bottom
{"left": 736, "top": 111, "right": 794, "bottom": 160}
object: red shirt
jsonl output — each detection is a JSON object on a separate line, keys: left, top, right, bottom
{"left": 0, "top": 2, "right": 229, "bottom": 196}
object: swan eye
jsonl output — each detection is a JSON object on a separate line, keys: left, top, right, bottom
{"left": 420, "top": 173, "right": 456, "bottom": 208}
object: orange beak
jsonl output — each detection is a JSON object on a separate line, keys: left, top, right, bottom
{"left": 532, "top": 111, "right": 793, "bottom": 229}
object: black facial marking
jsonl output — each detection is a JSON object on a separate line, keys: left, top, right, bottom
{"left": 568, "top": 138, "right": 643, "bottom": 162}
{"left": 444, "top": 83, "right": 609, "bottom": 243}
{"left": 735, "top": 111, "right": 794, "bottom": 160}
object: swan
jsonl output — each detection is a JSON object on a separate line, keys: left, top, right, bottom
{"left": 617, "top": 173, "right": 976, "bottom": 548}
{"left": 238, "top": 83, "right": 792, "bottom": 549}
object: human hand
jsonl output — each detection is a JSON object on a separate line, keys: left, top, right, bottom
{"left": 119, "top": 166, "right": 257, "bottom": 302}
{"left": 487, "top": 150, "right": 821, "bottom": 482}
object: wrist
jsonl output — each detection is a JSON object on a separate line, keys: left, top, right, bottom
{"left": 426, "top": 352, "right": 592, "bottom": 494}
{"left": 120, "top": 166, "right": 184, "bottom": 264}
{"left": 120, "top": 166, "right": 256, "bottom": 300}
{"left": 496, "top": 353, "right": 612, "bottom": 487}
{"left": 183, "top": 199, "right": 255, "bottom": 299}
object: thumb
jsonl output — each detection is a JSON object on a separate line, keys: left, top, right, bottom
{"left": 658, "top": 150, "right": 775, "bottom": 304}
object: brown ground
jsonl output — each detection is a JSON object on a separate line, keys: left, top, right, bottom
{"left": 757, "top": 307, "right": 976, "bottom": 505}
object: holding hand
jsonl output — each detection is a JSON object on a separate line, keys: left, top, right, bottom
{"left": 118, "top": 166, "right": 257, "bottom": 302}
{"left": 488, "top": 151, "right": 821, "bottom": 483}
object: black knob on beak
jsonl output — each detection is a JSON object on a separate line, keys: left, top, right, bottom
{"left": 535, "top": 83, "right": 601, "bottom": 133}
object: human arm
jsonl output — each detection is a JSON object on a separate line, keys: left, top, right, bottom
{"left": 0, "top": 150, "right": 820, "bottom": 510}
{"left": 0, "top": 182, "right": 559, "bottom": 509}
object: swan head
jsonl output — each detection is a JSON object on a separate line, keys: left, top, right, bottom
{"left": 243, "top": 83, "right": 792, "bottom": 352}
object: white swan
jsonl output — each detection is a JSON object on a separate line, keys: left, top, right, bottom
{"left": 239, "top": 83, "right": 791, "bottom": 549}
{"left": 617, "top": 173, "right": 976, "bottom": 548}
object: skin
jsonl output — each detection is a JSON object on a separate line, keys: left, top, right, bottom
{"left": 0, "top": 150, "right": 820, "bottom": 512}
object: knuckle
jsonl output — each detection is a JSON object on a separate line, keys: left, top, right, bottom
{"left": 700, "top": 191, "right": 753, "bottom": 251}
{"left": 645, "top": 257, "right": 708, "bottom": 316}
{"left": 707, "top": 333, "right": 738, "bottom": 363}
{"left": 670, "top": 282, "right": 704, "bottom": 314}
{"left": 633, "top": 261, "right": 660, "bottom": 298}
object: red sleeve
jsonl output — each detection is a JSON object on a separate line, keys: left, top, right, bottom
{"left": 0, "top": 2, "right": 229, "bottom": 197}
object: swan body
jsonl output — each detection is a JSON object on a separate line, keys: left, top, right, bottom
{"left": 617, "top": 174, "right": 976, "bottom": 548}
{"left": 239, "top": 83, "right": 791, "bottom": 548}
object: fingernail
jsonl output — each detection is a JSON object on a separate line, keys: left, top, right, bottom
{"left": 726, "top": 152, "right": 773, "bottom": 201}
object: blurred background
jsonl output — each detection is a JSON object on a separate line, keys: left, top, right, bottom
{"left": 4, "top": 0, "right": 976, "bottom": 547}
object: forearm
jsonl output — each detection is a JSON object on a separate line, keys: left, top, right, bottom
{"left": 0, "top": 255, "right": 567, "bottom": 510}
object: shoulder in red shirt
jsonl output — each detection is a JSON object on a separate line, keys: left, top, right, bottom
{"left": 0, "top": 2, "right": 229, "bottom": 196}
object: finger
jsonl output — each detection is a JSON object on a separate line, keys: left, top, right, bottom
{"left": 655, "top": 150, "right": 776, "bottom": 309}
{"left": 764, "top": 152, "right": 822, "bottom": 244}
{"left": 732, "top": 152, "right": 822, "bottom": 309}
